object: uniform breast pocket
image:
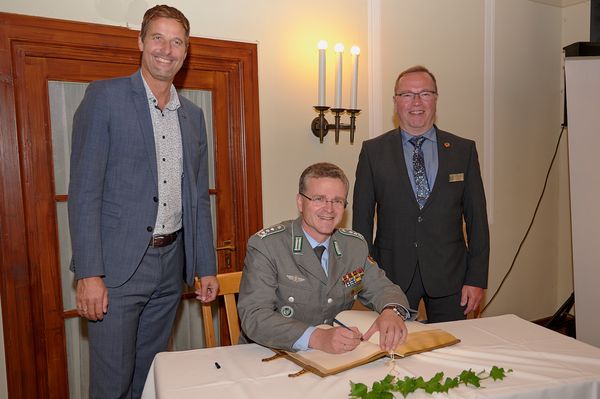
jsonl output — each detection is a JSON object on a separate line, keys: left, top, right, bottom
{"left": 276, "top": 281, "right": 314, "bottom": 319}
{"left": 277, "top": 280, "right": 313, "bottom": 304}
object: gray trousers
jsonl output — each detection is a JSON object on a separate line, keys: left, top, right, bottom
{"left": 88, "top": 234, "right": 184, "bottom": 399}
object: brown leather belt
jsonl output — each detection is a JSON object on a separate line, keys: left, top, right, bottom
{"left": 149, "top": 231, "right": 178, "bottom": 248}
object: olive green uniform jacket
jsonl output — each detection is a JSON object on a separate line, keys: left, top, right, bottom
{"left": 238, "top": 218, "right": 410, "bottom": 351}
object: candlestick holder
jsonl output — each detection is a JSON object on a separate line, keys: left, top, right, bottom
{"left": 311, "top": 106, "right": 360, "bottom": 144}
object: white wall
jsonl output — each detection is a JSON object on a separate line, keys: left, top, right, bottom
{"left": 0, "top": 0, "right": 590, "bottom": 396}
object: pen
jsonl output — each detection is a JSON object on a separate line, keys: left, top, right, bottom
{"left": 333, "top": 318, "right": 363, "bottom": 341}
{"left": 214, "top": 362, "right": 221, "bottom": 369}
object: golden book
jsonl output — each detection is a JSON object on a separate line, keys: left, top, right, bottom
{"left": 274, "top": 310, "right": 460, "bottom": 377}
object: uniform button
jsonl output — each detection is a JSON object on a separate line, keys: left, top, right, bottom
{"left": 327, "top": 298, "right": 333, "bottom": 304}
{"left": 288, "top": 296, "right": 295, "bottom": 303}
{"left": 147, "top": 226, "right": 153, "bottom": 232}
{"left": 417, "top": 216, "right": 423, "bottom": 222}
{"left": 153, "top": 197, "right": 158, "bottom": 202}
{"left": 414, "top": 242, "right": 418, "bottom": 248}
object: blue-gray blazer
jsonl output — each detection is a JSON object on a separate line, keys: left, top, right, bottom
{"left": 68, "top": 70, "right": 216, "bottom": 287}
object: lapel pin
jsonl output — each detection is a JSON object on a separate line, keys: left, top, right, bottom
{"left": 443, "top": 142, "right": 451, "bottom": 148}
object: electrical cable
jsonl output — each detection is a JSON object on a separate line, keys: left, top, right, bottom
{"left": 480, "top": 124, "right": 566, "bottom": 315}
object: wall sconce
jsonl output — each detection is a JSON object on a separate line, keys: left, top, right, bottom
{"left": 311, "top": 41, "right": 361, "bottom": 144}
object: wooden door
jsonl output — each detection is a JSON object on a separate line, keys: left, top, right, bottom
{"left": 0, "top": 12, "right": 261, "bottom": 398}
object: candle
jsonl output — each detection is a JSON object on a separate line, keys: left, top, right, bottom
{"left": 334, "top": 43, "right": 344, "bottom": 108}
{"left": 317, "top": 40, "right": 327, "bottom": 106}
{"left": 350, "top": 46, "right": 360, "bottom": 110}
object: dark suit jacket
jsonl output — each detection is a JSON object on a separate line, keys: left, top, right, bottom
{"left": 68, "top": 70, "right": 216, "bottom": 287}
{"left": 352, "top": 126, "right": 489, "bottom": 297}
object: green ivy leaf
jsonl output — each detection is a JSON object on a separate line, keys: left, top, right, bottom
{"left": 422, "top": 372, "right": 444, "bottom": 394}
{"left": 440, "top": 377, "right": 459, "bottom": 393}
{"left": 490, "top": 366, "right": 513, "bottom": 381}
{"left": 459, "top": 368, "right": 481, "bottom": 387}
{"left": 350, "top": 382, "right": 368, "bottom": 398}
{"left": 395, "top": 376, "right": 419, "bottom": 398}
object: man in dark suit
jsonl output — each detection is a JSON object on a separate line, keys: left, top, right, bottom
{"left": 352, "top": 65, "right": 489, "bottom": 323}
{"left": 68, "top": 5, "right": 218, "bottom": 398}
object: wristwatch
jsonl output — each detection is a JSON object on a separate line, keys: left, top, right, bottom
{"left": 383, "top": 304, "right": 408, "bottom": 321}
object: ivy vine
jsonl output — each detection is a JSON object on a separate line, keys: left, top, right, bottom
{"left": 350, "top": 366, "right": 513, "bottom": 398}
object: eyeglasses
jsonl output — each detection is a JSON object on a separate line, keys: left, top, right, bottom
{"left": 299, "top": 192, "right": 348, "bottom": 209}
{"left": 394, "top": 90, "right": 437, "bottom": 102}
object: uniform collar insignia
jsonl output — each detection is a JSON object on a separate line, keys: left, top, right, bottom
{"left": 333, "top": 240, "right": 342, "bottom": 256}
{"left": 293, "top": 235, "right": 303, "bottom": 253}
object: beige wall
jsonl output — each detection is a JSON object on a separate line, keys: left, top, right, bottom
{"left": 487, "top": 0, "right": 563, "bottom": 319}
{"left": 0, "top": 0, "right": 590, "bottom": 396}
{"left": 559, "top": 1, "right": 589, "bottom": 307}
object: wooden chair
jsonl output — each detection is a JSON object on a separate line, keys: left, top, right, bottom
{"left": 195, "top": 271, "right": 242, "bottom": 348}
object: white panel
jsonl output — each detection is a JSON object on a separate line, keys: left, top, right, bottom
{"left": 565, "top": 57, "right": 600, "bottom": 348}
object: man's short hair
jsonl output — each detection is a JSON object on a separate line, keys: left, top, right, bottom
{"left": 140, "top": 5, "right": 190, "bottom": 45}
{"left": 394, "top": 65, "right": 438, "bottom": 93}
{"left": 299, "top": 162, "right": 349, "bottom": 196}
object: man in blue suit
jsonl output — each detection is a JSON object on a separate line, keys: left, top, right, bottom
{"left": 353, "top": 66, "right": 489, "bottom": 323}
{"left": 68, "top": 5, "right": 218, "bottom": 398}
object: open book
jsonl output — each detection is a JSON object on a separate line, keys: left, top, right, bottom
{"left": 274, "top": 310, "right": 460, "bottom": 377}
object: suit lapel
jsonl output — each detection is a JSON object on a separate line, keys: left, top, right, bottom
{"left": 131, "top": 71, "right": 158, "bottom": 188}
{"left": 326, "top": 237, "right": 345, "bottom": 294}
{"left": 178, "top": 103, "right": 197, "bottom": 207}
{"left": 291, "top": 219, "right": 328, "bottom": 284}
{"left": 426, "top": 127, "right": 451, "bottom": 208}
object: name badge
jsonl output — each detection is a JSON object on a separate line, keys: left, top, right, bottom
{"left": 449, "top": 173, "right": 464, "bottom": 182}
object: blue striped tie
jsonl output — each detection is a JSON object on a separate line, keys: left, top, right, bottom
{"left": 409, "top": 136, "right": 430, "bottom": 209}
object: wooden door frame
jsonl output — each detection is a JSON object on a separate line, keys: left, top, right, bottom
{"left": 0, "top": 12, "right": 262, "bottom": 398}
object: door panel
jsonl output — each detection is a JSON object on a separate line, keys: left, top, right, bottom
{"left": 0, "top": 12, "right": 261, "bottom": 398}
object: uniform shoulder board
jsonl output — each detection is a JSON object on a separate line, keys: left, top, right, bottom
{"left": 337, "top": 228, "right": 365, "bottom": 241}
{"left": 256, "top": 224, "right": 286, "bottom": 239}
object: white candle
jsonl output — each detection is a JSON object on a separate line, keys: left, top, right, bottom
{"left": 317, "top": 40, "right": 327, "bottom": 106}
{"left": 350, "top": 46, "right": 360, "bottom": 110}
{"left": 334, "top": 43, "right": 344, "bottom": 108}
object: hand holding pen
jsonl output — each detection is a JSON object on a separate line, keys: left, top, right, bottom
{"left": 308, "top": 319, "right": 363, "bottom": 354}
{"left": 333, "top": 318, "right": 363, "bottom": 353}
{"left": 333, "top": 318, "right": 364, "bottom": 341}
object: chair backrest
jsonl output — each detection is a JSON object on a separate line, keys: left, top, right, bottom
{"left": 195, "top": 271, "right": 242, "bottom": 348}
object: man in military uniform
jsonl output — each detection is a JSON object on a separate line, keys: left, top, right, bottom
{"left": 238, "top": 163, "right": 413, "bottom": 354}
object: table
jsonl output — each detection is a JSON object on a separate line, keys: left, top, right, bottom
{"left": 141, "top": 314, "right": 600, "bottom": 398}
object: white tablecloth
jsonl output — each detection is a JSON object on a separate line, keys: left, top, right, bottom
{"left": 141, "top": 314, "right": 600, "bottom": 398}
